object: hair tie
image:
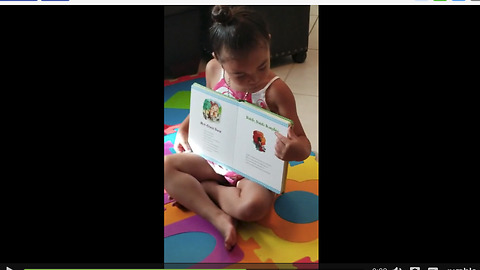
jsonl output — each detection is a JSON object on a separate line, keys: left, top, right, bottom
{"left": 211, "top": 5, "right": 232, "bottom": 25}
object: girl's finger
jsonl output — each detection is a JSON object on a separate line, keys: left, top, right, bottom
{"left": 275, "top": 131, "right": 288, "bottom": 144}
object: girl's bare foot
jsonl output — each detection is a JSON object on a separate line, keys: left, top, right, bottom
{"left": 211, "top": 212, "right": 237, "bottom": 250}
{"left": 167, "top": 183, "right": 237, "bottom": 250}
{"left": 200, "top": 181, "right": 238, "bottom": 250}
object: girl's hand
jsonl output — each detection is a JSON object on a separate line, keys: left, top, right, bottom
{"left": 274, "top": 126, "right": 307, "bottom": 161}
{"left": 173, "top": 128, "right": 191, "bottom": 153}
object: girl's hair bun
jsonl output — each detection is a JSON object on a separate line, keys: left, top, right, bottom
{"left": 211, "top": 5, "right": 233, "bottom": 25}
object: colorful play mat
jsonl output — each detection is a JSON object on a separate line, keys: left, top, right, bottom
{"left": 164, "top": 72, "right": 319, "bottom": 269}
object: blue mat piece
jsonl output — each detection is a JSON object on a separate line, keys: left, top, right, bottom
{"left": 288, "top": 151, "right": 316, "bottom": 166}
{"left": 164, "top": 231, "right": 216, "bottom": 266}
{"left": 289, "top": 161, "right": 304, "bottom": 167}
{"left": 274, "top": 191, "right": 319, "bottom": 224}
{"left": 164, "top": 108, "right": 189, "bottom": 126}
{"left": 164, "top": 132, "right": 177, "bottom": 144}
{"left": 164, "top": 133, "right": 178, "bottom": 155}
{"left": 164, "top": 77, "right": 206, "bottom": 103}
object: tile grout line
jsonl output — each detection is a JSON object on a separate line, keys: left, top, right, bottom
{"left": 309, "top": 16, "right": 319, "bottom": 35}
{"left": 283, "top": 63, "right": 295, "bottom": 82}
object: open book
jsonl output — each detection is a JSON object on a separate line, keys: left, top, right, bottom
{"left": 188, "top": 83, "right": 293, "bottom": 194}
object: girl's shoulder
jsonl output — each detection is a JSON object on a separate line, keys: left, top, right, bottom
{"left": 265, "top": 75, "right": 295, "bottom": 113}
{"left": 205, "top": 58, "right": 222, "bottom": 89}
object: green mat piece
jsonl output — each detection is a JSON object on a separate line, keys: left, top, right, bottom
{"left": 164, "top": 91, "right": 191, "bottom": 109}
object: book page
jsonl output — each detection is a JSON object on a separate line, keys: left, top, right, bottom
{"left": 188, "top": 83, "right": 239, "bottom": 167}
{"left": 233, "top": 104, "right": 291, "bottom": 194}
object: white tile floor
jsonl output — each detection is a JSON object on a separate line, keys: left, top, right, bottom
{"left": 198, "top": 5, "right": 319, "bottom": 159}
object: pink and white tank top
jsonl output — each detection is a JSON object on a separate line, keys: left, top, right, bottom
{"left": 212, "top": 69, "right": 279, "bottom": 110}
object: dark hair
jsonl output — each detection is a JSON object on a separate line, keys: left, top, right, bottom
{"left": 210, "top": 5, "right": 270, "bottom": 61}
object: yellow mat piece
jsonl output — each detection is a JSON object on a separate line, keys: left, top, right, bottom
{"left": 238, "top": 221, "right": 318, "bottom": 264}
{"left": 287, "top": 155, "right": 319, "bottom": 181}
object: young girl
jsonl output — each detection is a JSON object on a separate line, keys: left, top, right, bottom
{"left": 164, "top": 5, "right": 312, "bottom": 251}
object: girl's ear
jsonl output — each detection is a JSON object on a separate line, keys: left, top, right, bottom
{"left": 212, "top": 52, "right": 216, "bottom": 59}
{"left": 268, "top": 33, "right": 272, "bottom": 40}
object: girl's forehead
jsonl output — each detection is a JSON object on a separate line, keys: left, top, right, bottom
{"left": 221, "top": 42, "right": 269, "bottom": 57}
{"left": 220, "top": 45, "right": 269, "bottom": 64}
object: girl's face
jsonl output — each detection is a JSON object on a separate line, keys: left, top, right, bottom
{"left": 219, "top": 43, "right": 271, "bottom": 92}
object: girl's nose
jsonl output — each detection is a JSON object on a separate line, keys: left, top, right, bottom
{"left": 248, "top": 75, "right": 259, "bottom": 87}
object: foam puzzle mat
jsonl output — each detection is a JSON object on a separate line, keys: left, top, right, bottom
{"left": 164, "top": 72, "right": 319, "bottom": 269}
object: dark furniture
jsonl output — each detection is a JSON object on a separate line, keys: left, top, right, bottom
{"left": 164, "top": 6, "right": 311, "bottom": 78}
{"left": 164, "top": 6, "right": 204, "bottom": 79}
{"left": 250, "top": 6, "right": 310, "bottom": 63}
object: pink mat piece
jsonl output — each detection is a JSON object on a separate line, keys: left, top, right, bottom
{"left": 164, "top": 215, "right": 244, "bottom": 267}
{"left": 164, "top": 192, "right": 175, "bottom": 205}
{"left": 164, "top": 141, "right": 174, "bottom": 156}
{"left": 164, "top": 123, "right": 181, "bottom": 135}
{"left": 293, "top": 256, "right": 319, "bottom": 269}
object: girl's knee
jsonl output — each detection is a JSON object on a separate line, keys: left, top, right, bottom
{"left": 164, "top": 155, "right": 180, "bottom": 179}
{"left": 237, "top": 197, "right": 273, "bottom": 222}
{"left": 164, "top": 153, "right": 219, "bottom": 183}
{"left": 164, "top": 154, "right": 182, "bottom": 170}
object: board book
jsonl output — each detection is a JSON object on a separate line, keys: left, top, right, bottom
{"left": 188, "top": 83, "right": 293, "bottom": 194}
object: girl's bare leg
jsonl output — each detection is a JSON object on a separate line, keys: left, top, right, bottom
{"left": 201, "top": 179, "right": 275, "bottom": 222}
{"left": 164, "top": 153, "right": 236, "bottom": 250}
